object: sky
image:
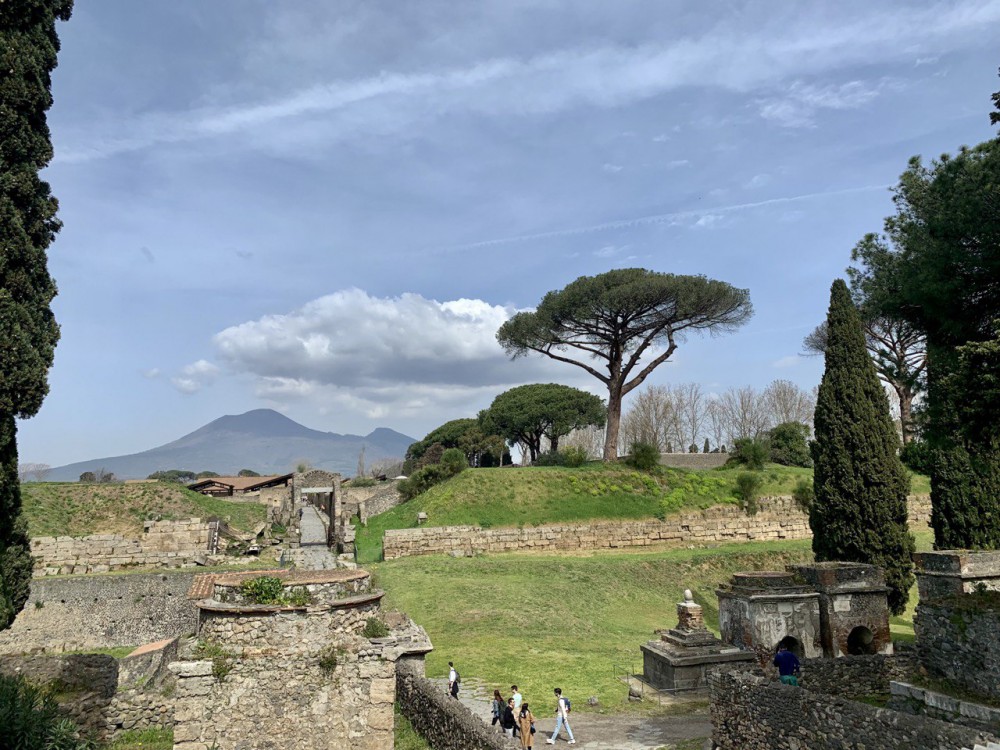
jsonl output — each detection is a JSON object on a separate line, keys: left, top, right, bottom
{"left": 17, "top": 0, "right": 1000, "bottom": 466}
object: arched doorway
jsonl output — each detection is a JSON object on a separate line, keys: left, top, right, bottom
{"left": 776, "top": 635, "right": 803, "bottom": 660}
{"left": 847, "top": 626, "right": 876, "bottom": 655}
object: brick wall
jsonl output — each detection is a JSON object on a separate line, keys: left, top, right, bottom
{"left": 30, "top": 518, "right": 214, "bottom": 576}
{"left": 383, "top": 495, "right": 931, "bottom": 560}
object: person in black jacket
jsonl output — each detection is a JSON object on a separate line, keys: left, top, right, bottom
{"left": 501, "top": 697, "right": 517, "bottom": 737}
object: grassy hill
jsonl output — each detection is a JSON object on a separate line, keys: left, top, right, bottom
{"left": 21, "top": 482, "right": 267, "bottom": 538}
{"left": 356, "top": 463, "right": 930, "bottom": 562}
{"left": 375, "top": 531, "right": 931, "bottom": 714}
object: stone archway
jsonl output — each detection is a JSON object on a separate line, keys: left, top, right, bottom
{"left": 776, "top": 635, "right": 804, "bottom": 660}
{"left": 847, "top": 626, "right": 877, "bottom": 655}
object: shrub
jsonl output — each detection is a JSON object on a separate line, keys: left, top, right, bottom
{"left": 239, "top": 576, "right": 285, "bottom": 605}
{"left": 534, "top": 451, "right": 567, "bottom": 466}
{"left": 734, "top": 472, "right": 763, "bottom": 515}
{"left": 899, "top": 439, "right": 932, "bottom": 475}
{"left": 192, "top": 641, "right": 235, "bottom": 681}
{"left": 0, "top": 673, "right": 92, "bottom": 750}
{"left": 625, "top": 441, "right": 661, "bottom": 471}
{"left": 362, "top": 617, "right": 390, "bottom": 639}
{"left": 440, "top": 448, "right": 468, "bottom": 474}
{"left": 350, "top": 477, "right": 377, "bottom": 488}
{"left": 767, "top": 422, "right": 813, "bottom": 467}
{"left": 792, "top": 478, "right": 814, "bottom": 514}
{"left": 318, "top": 645, "right": 345, "bottom": 675}
{"left": 561, "top": 446, "right": 589, "bottom": 468}
{"left": 728, "top": 438, "right": 769, "bottom": 470}
{"left": 398, "top": 463, "right": 452, "bottom": 500}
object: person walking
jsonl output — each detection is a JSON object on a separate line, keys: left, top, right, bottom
{"left": 510, "top": 685, "right": 523, "bottom": 738}
{"left": 491, "top": 689, "right": 505, "bottom": 731}
{"left": 773, "top": 643, "right": 801, "bottom": 686}
{"left": 501, "top": 697, "right": 517, "bottom": 737}
{"left": 545, "top": 688, "right": 575, "bottom": 745}
{"left": 447, "top": 662, "right": 460, "bottom": 698}
{"left": 518, "top": 701, "right": 536, "bottom": 749}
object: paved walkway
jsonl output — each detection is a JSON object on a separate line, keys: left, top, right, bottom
{"left": 435, "top": 678, "right": 712, "bottom": 750}
{"left": 282, "top": 505, "right": 340, "bottom": 570}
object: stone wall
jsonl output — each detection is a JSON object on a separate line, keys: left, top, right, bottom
{"left": 709, "top": 670, "right": 994, "bottom": 750}
{"left": 258, "top": 485, "right": 294, "bottom": 527}
{"left": 396, "top": 658, "right": 515, "bottom": 750}
{"left": 889, "top": 680, "right": 1000, "bottom": 734}
{"left": 356, "top": 481, "right": 404, "bottom": 524}
{"left": 915, "top": 594, "right": 1000, "bottom": 702}
{"left": 30, "top": 518, "right": 216, "bottom": 576}
{"left": 383, "top": 495, "right": 930, "bottom": 560}
{"left": 0, "top": 572, "right": 199, "bottom": 653}
{"left": 659, "top": 453, "right": 731, "bottom": 469}
{"left": 797, "top": 652, "right": 916, "bottom": 698}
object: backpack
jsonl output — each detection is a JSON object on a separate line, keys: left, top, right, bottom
{"left": 454, "top": 670, "right": 461, "bottom": 684}
{"left": 563, "top": 697, "right": 571, "bottom": 713}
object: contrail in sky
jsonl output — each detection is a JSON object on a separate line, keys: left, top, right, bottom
{"left": 455, "top": 183, "right": 892, "bottom": 250}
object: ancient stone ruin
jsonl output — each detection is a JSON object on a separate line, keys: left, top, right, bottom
{"left": 641, "top": 588, "right": 754, "bottom": 692}
{"left": 716, "top": 562, "right": 892, "bottom": 665}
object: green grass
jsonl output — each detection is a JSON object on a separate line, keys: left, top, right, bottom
{"left": 103, "top": 728, "right": 172, "bottom": 750}
{"left": 64, "top": 646, "right": 136, "bottom": 659}
{"left": 22, "top": 482, "right": 266, "bottom": 537}
{"left": 355, "top": 463, "right": 931, "bottom": 562}
{"left": 394, "top": 706, "right": 432, "bottom": 749}
{"left": 374, "top": 539, "right": 819, "bottom": 712}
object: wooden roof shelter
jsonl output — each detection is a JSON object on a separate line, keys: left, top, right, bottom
{"left": 187, "top": 474, "right": 293, "bottom": 497}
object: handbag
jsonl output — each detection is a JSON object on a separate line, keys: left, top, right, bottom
{"left": 530, "top": 726, "right": 536, "bottom": 735}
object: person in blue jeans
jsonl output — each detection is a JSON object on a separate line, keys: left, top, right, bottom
{"left": 773, "top": 643, "right": 801, "bottom": 686}
{"left": 545, "top": 688, "right": 575, "bottom": 745}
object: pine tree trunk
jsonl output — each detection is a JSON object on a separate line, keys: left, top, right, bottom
{"left": 604, "top": 387, "right": 622, "bottom": 461}
{"left": 898, "top": 387, "right": 914, "bottom": 444}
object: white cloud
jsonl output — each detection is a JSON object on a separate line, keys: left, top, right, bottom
{"left": 55, "top": 3, "right": 998, "bottom": 162}
{"left": 666, "top": 159, "right": 690, "bottom": 169}
{"left": 602, "top": 163, "right": 624, "bottom": 173}
{"left": 142, "top": 368, "right": 161, "bottom": 379}
{"left": 651, "top": 133, "right": 671, "bottom": 142}
{"left": 694, "top": 214, "right": 722, "bottom": 228}
{"left": 757, "top": 78, "right": 903, "bottom": 128}
{"left": 772, "top": 355, "right": 802, "bottom": 368}
{"left": 744, "top": 173, "right": 771, "bottom": 189}
{"left": 593, "top": 244, "right": 627, "bottom": 258}
{"left": 171, "top": 360, "right": 220, "bottom": 394}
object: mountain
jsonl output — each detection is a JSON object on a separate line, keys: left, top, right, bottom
{"left": 47, "top": 409, "right": 416, "bottom": 481}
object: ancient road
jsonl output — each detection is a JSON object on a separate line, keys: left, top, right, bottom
{"left": 285, "top": 504, "right": 340, "bottom": 570}
{"left": 436, "top": 677, "right": 713, "bottom": 750}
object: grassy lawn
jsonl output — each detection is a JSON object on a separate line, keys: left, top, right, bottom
{"left": 356, "top": 463, "right": 930, "bottom": 562}
{"left": 394, "top": 706, "right": 432, "bottom": 749}
{"left": 103, "top": 728, "right": 172, "bottom": 750}
{"left": 22, "top": 482, "right": 266, "bottom": 537}
{"left": 374, "top": 539, "right": 820, "bottom": 712}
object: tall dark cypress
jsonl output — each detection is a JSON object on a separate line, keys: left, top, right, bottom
{"left": 0, "top": 0, "right": 72, "bottom": 630}
{"left": 811, "top": 279, "right": 915, "bottom": 614}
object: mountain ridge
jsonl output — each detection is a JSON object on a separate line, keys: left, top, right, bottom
{"left": 47, "top": 409, "right": 415, "bottom": 481}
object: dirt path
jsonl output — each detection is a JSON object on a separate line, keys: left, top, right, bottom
{"left": 435, "top": 677, "right": 712, "bottom": 750}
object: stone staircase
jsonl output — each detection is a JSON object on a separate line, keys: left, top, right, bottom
{"left": 279, "top": 546, "right": 340, "bottom": 570}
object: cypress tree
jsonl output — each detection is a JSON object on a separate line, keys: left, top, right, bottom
{"left": 0, "top": 1, "right": 72, "bottom": 630}
{"left": 811, "top": 280, "right": 915, "bottom": 614}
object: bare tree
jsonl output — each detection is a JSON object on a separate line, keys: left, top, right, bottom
{"left": 715, "top": 386, "right": 771, "bottom": 444}
{"left": 763, "top": 379, "right": 815, "bottom": 427}
{"left": 561, "top": 426, "right": 605, "bottom": 459}
{"left": 706, "top": 400, "right": 727, "bottom": 451}
{"left": 619, "top": 385, "right": 675, "bottom": 452}
{"left": 676, "top": 383, "right": 707, "bottom": 450}
{"left": 368, "top": 457, "right": 404, "bottom": 479}
{"left": 356, "top": 445, "right": 366, "bottom": 479}
{"left": 18, "top": 462, "right": 52, "bottom": 482}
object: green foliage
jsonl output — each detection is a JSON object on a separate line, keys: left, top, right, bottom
{"left": 362, "top": 617, "right": 390, "bottom": 639}
{"left": 561, "top": 446, "right": 589, "bottom": 468}
{"left": 238, "top": 576, "right": 311, "bottom": 607}
{"left": 78, "top": 472, "right": 94, "bottom": 483}
{"left": 317, "top": 645, "right": 345, "bottom": 675}
{"left": 496, "top": 268, "right": 753, "bottom": 460}
{"left": 734, "top": 472, "right": 763, "bottom": 515}
{"left": 728, "top": 438, "right": 769, "bottom": 470}
{"left": 792, "top": 478, "right": 814, "bottom": 514}
{"left": 767, "top": 422, "right": 813, "bottom": 467}
{"left": 440, "top": 448, "right": 467, "bottom": 474}
{"left": 394, "top": 705, "right": 432, "bottom": 750}
{"left": 899, "top": 440, "right": 933, "bottom": 475}
{"left": 349, "top": 477, "right": 377, "bottom": 488}
{"left": 625, "top": 441, "right": 660, "bottom": 471}
{"left": 811, "top": 280, "right": 914, "bottom": 615}
{"left": 703, "top": 438, "right": 711, "bottom": 454}
{"left": 147, "top": 469, "right": 196, "bottom": 483}
{"left": 240, "top": 576, "right": 285, "bottom": 604}
{"left": 193, "top": 641, "right": 235, "bottom": 681}
{"left": 480, "top": 383, "right": 605, "bottom": 463}
{"left": 405, "top": 418, "right": 507, "bottom": 468}
{"left": 533, "top": 450, "right": 566, "bottom": 466}
{"left": 0, "top": 673, "right": 92, "bottom": 750}
{"left": 105, "top": 728, "right": 172, "bottom": 750}
{"left": 237, "top": 469, "right": 260, "bottom": 477}
{"left": 398, "top": 463, "right": 456, "bottom": 501}
{"left": 194, "top": 471, "right": 219, "bottom": 479}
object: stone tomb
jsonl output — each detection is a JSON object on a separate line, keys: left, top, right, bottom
{"left": 790, "top": 562, "right": 892, "bottom": 658}
{"left": 641, "top": 589, "right": 755, "bottom": 691}
{"left": 717, "top": 571, "right": 823, "bottom": 664}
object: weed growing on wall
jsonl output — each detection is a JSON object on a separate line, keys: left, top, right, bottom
{"left": 362, "top": 617, "right": 390, "bottom": 639}
{"left": 193, "top": 641, "right": 235, "bottom": 681}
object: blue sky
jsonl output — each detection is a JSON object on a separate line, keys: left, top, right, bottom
{"left": 18, "top": 0, "right": 1000, "bottom": 466}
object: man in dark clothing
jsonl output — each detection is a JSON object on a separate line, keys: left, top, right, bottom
{"left": 773, "top": 643, "right": 801, "bottom": 686}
